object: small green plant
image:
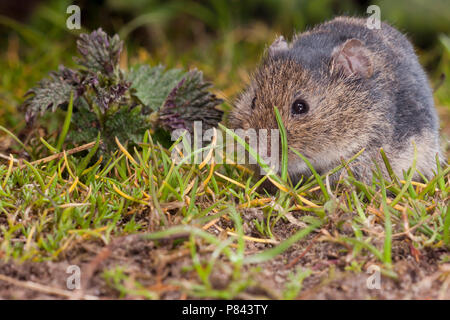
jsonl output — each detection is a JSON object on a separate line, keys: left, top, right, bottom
{"left": 21, "top": 28, "right": 223, "bottom": 156}
{"left": 103, "top": 266, "right": 158, "bottom": 299}
{"left": 282, "top": 268, "right": 312, "bottom": 300}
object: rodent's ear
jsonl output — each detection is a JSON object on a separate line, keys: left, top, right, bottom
{"left": 331, "top": 39, "right": 373, "bottom": 78}
{"left": 268, "top": 36, "right": 289, "bottom": 56}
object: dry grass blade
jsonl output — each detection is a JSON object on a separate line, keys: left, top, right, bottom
{"left": 0, "top": 274, "right": 98, "bottom": 300}
{"left": 17, "top": 140, "right": 102, "bottom": 168}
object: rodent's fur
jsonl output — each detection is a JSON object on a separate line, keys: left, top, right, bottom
{"left": 229, "top": 16, "right": 443, "bottom": 187}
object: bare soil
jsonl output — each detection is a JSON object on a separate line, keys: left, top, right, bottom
{"left": 1, "top": 215, "right": 448, "bottom": 300}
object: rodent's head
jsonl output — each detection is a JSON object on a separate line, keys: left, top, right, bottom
{"left": 229, "top": 36, "right": 382, "bottom": 182}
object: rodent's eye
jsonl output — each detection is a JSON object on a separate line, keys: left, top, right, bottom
{"left": 291, "top": 99, "right": 309, "bottom": 115}
{"left": 251, "top": 97, "right": 256, "bottom": 109}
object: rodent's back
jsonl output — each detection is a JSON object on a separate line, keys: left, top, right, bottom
{"left": 291, "top": 17, "right": 416, "bottom": 76}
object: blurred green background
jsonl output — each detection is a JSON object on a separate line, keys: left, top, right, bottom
{"left": 0, "top": 0, "right": 449, "bottom": 140}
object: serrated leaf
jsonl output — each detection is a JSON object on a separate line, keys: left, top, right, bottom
{"left": 67, "top": 98, "right": 99, "bottom": 145}
{"left": 20, "top": 28, "right": 224, "bottom": 162}
{"left": 159, "top": 69, "right": 224, "bottom": 133}
{"left": 127, "top": 65, "right": 186, "bottom": 111}
{"left": 21, "top": 66, "right": 78, "bottom": 123}
{"left": 74, "top": 28, "right": 122, "bottom": 75}
{"left": 103, "top": 106, "right": 149, "bottom": 145}
{"left": 84, "top": 73, "right": 131, "bottom": 113}
{"left": 69, "top": 100, "right": 149, "bottom": 156}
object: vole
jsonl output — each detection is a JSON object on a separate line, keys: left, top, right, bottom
{"left": 229, "top": 16, "right": 443, "bottom": 188}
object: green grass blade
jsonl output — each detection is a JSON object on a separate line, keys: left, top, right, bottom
{"left": 56, "top": 91, "right": 74, "bottom": 151}
{"left": 444, "top": 205, "right": 450, "bottom": 247}
{"left": 290, "top": 147, "right": 330, "bottom": 201}
{"left": 273, "top": 106, "right": 288, "bottom": 182}
{"left": 0, "top": 125, "right": 33, "bottom": 158}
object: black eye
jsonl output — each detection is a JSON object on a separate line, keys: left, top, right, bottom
{"left": 251, "top": 97, "right": 256, "bottom": 109}
{"left": 291, "top": 99, "right": 309, "bottom": 115}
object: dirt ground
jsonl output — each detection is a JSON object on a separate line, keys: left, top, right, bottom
{"left": 0, "top": 214, "right": 448, "bottom": 300}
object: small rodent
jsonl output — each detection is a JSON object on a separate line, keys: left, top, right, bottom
{"left": 229, "top": 16, "right": 444, "bottom": 187}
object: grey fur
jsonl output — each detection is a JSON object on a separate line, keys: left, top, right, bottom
{"left": 229, "top": 16, "right": 443, "bottom": 188}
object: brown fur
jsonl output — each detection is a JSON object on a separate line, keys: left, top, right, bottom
{"left": 229, "top": 16, "right": 443, "bottom": 188}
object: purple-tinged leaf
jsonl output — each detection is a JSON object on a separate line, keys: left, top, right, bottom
{"left": 74, "top": 28, "right": 123, "bottom": 76}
